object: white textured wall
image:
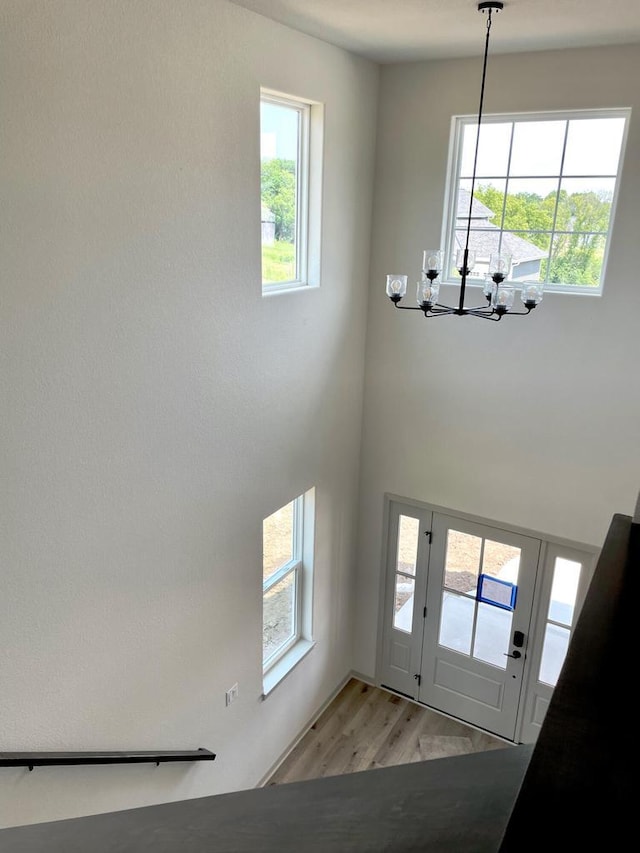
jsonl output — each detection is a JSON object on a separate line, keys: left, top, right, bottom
{"left": 0, "top": 0, "right": 378, "bottom": 827}
{"left": 354, "top": 44, "right": 640, "bottom": 676}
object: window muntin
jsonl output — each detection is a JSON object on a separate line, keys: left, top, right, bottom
{"left": 444, "top": 109, "right": 630, "bottom": 294}
{"left": 260, "top": 92, "right": 310, "bottom": 291}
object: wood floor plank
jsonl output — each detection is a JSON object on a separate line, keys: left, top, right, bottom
{"left": 369, "top": 696, "right": 425, "bottom": 768}
{"left": 329, "top": 693, "right": 407, "bottom": 777}
{"left": 265, "top": 679, "right": 510, "bottom": 787}
{"left": 268, "top": 680, "right": 369, "bottom": 784}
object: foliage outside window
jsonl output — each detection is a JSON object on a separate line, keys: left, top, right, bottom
{"left": 443, "top": 109, "right": 629, "bottom": 294}
{"left": 260, "top": 92, "right": 310, "bottom": 290}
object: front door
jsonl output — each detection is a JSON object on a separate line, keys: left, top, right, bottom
{"left": 417, "top": 513, "right": 540, "bottom": 740}
{"left": 377, "top": 498, "right": 596, "bottom": 742}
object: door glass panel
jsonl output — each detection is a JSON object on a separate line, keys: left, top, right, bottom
{"left": 396, "top": 515, "right": 419, "bottom": 576}
{"left": 548, "top": 557, "right": 581, "bottom": 626}
{"left": 473, "top": 602, "right": 513, "bottom": 669}
{"left": 539, "top": 623, "right": 570, "bottom": 686}
{"left": 444, "top": 530, "right": 482, "bottom": 594}
{"left": 439, "top": 591, "right": 474, "bottom": 654}
{"left": 482, "top": 540, "right": 521, "bottom": 583}
{"left": 393, "top": 575, "right": 415, "bottom": 633}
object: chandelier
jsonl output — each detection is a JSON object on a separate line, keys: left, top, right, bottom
{"left": 385, "top": 2, "right": 544, "bottom": 320}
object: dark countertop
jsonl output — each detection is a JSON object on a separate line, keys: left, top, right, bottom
{"left": 0, "top": 745, "right": 532, "bottom": 852}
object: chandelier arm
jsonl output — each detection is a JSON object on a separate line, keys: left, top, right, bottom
{"left": 499, "top": 307, "right": 534, "bottom": 317}
{"left": 463, "top": 303, "right": 497, "bottom": 314}
{"left": 393, "top": 304, "right": 427, "bottom": 311}
{"left": 392, "top": 303, "right": 458, "bottom": 316}
{"left": 424, "top": 308, "right": 458, "bottom": 317}
{"left": 467, "top": 310, "right": 503, "bottom": 321}
{"left": 431, "top": 303, "right": 458, "bottom": 312}
{"left": 459, "top": 6, "right": 495, "bottom": 315}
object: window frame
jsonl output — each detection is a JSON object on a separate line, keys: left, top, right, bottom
{"left": 260, "top": 89, "right": 322, "bottom": 295}
{"left": 262, "top": 488, "right": 315, "bottom": 695}
{"left": 441, "top": 107, "right": 631, "bottom": 296}
{"left": 262, "top": 495, "right": 303, "bottom": 671}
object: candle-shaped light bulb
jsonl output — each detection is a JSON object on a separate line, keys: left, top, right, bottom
{"left": 491, "top": 284, "right": 515, "bottom": 312}
{"left": 386, "top": 274, "right": 408, "bottom": 300}
{"left": 423, "top": 249, "right": 443, "bottom": 274}
{"left": 489, "top": 252, "right": 513, "bottom": 282}
{"left": 520, "top": 281, "right": 544, "bottom": 306}
{"left": 417, "top": 278, "right": 440, "bottom": 306}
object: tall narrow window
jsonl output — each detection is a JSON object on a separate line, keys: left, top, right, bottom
{"left": 262, "top": 489, "right": 315, "bottom": 692}
{"left": 260, "top": 92, "right": 310, "bottom": 290}
{"left": 442, "top": 109, "right": 629, "bottom": 294}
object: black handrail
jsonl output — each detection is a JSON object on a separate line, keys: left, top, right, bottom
{"left": 0, "top": 749, "right": 215, "bottom": 771}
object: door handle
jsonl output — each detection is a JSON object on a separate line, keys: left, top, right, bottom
{"left": 504, "top": 650, "right": 521, "bottom": 659}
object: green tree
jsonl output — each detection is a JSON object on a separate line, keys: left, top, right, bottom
{"left": 473, "top": 183, "right": 612, "bottom": 285}
{"left": 261, "top": 158, "right": 296, "bottom": 242}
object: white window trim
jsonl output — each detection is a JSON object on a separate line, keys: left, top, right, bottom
{"left": 262, "top": 488, "right": 315, "bottom": 696}
{"left": 441, "top": 107, "right": 631, "bottom": 297}
{"left": 260, "top": 89, "right": 323, "bottom": 295}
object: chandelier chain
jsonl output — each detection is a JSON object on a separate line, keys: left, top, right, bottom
{"left": 463, "top": 9, "right": 494, "bottom": 283}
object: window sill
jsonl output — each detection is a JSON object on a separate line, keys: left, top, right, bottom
{"left": 262, "top": 282, "right": 318, "bottom": 297}
{"left": 262, "top": 640, "right": 315, "bottom": 698}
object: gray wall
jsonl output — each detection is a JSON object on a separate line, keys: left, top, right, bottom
{"left": 0, "top": 0, "right": 378, "bottom": 827}
{"left": 354, "top": 43, "right": 640, "bottom": 676}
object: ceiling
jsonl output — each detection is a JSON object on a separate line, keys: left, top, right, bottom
{"left": 229, "top": 0, "right": 640, "bottom": 63}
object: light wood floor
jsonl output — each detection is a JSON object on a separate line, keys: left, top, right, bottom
{"left": 265, "top": 678, "right": 510, "bottom": 786}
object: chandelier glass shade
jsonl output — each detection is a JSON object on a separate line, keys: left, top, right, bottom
{"left": 385, "top": 2, "right": 544, "bottom": 321}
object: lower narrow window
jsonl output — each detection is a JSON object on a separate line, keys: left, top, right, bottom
{"left": 262, "top": 490, "right": 314, "bottom": 682}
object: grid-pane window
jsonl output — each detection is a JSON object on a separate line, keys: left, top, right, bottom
{"left": 260, "top": 93, "right": 310, "bottom": 290}
{"left": 263, "top": 495, "right": 303, "bottom": 669}
{"left": 444, "top": 109, "right": 629, "bottom": 294}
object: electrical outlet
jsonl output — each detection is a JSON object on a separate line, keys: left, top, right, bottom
{"left": 225, "top": 683, "right": 239, "bottom": 707}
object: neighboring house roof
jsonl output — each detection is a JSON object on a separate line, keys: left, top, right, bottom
{"left": 456, "top": 188, "right": 547, "bottom": 263}
{"left": 457, "top": 188, "right": 494, "bottom": 221}
{"left": 261, "top": 204, "right": 275, "bottom": 223}
{"left": 454, "top": 230, "right": 548, "bottom": 263}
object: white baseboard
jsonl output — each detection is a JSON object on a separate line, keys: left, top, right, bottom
{"left": 255, "top": 670, "right": 360, "bottom": 788}
{"left": 350, "top": 669, "right": 375, "bottom": 686}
